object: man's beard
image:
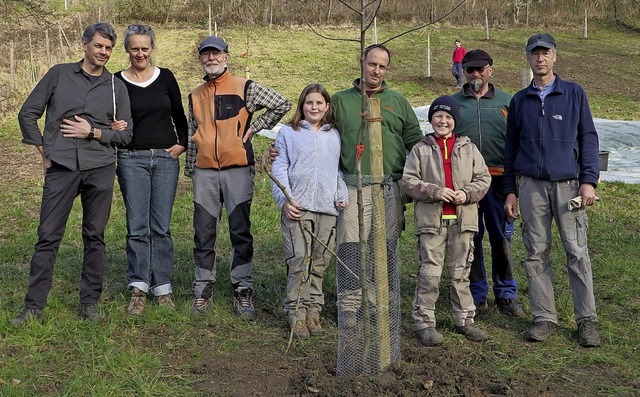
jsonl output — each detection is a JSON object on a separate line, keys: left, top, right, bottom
{"left": 205, "top": 64, "right": 226, "bottom": 77}
{"left": 469, "top": 78, "right": 484, "bottom": 93}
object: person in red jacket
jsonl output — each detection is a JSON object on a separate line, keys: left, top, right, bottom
{"left": 451, "top": 39, "right": 467, "bottom": 88}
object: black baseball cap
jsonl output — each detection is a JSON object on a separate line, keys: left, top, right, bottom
{"left": 462, "top": 49, "right": 493, "bottom": 68}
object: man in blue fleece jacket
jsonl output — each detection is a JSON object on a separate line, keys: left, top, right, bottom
{"left": 503, "top": 33, "right": 600, "bottom": 347}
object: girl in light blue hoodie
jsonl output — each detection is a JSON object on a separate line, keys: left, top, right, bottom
{"left": 271, "top": 83, "right": 348, "bottom": 340}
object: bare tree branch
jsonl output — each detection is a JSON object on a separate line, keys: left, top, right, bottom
{"left": 363, "top": 0, "right": 383, "bottom": 31}
{"left": 337, "top": 0, "right": 363, "bottom": 14}
{"left": 0, "top": 0, "right": 51, "bottom": 26}
{"left": 379, "top": 0, "right": 467, "bottom": 45}
{"left": 303, "top": 17, "right": 360, "bottom": 43}
{"left": 301, "top": 0, "right": 467, "bottom": 47}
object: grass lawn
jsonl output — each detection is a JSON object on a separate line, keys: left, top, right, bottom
{"left": 0, "top": 23, "right": 639, "bottom": 396}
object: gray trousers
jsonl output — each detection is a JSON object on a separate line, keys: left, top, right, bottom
{"left": 518, "top": 176, "right": 597, "bottom": 324}
{"left": 192, "top": 166, "right": 254, "bottom": 298}
{"left": 335, "top": 181, "right": 403, "bottom": 312}
{"left": 281, "top": 211, "right": 336, "bottom": 320}
{"left": 24, "top": 162, "right": 115, "bottom": 310}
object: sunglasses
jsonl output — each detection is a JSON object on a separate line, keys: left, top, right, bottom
{"left": 464, "top": 65, "right": 490, "bottom": 74}
{"left": 127, "top": 24, "right": 152, "bottom": 33}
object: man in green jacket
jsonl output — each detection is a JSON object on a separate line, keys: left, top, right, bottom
{"left": 451, "top": 49, "right": 524, "bottom": 317}
{"left": 332, "top": 44, "right": 424, "bottom": 327}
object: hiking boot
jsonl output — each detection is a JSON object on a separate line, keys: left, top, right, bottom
{"left": 417, "top": 327, "right": 444, "bottom": 346}
{"left": 156, "top": 294, "right": 175, "bottom": 309}
{"left": 10, "top": 308, "right": 44, "bottom": 327}
{"left": 191, "top": 297, "right": 211, "bottom": 316}
{"left": 455, "top": 323, "right": 488, "bottom": 342}
{"left": 233, "top": 289, "right": 256, "bottom": 321}
{"left": 525, "top": 321, "right": 557, "bottom": 342}
{"left": 475, "top": 300, "right": 489, "bottom": 312}
{"left": 127, "top": 287, "right": 146, "bottom": 315}
{"left": 496, "top": 298, "right": 526, "bottom": 318}
{"left": 80, "top": 303, "right": 102, "bottom": 322}
{"left": 306, "top": 316, "right": 323, "bottom": 336}
{"left": 578, "top": 320, "right": 600, "bottom": 347}
{"left": 340, "top": 310, "right": 357, "bottom": 329}
{"left": 291, "top": 319, "right": 310, "bottom": 339}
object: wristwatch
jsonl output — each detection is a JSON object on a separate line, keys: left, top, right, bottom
{"left": 87, "top": 128, "right": 94, "bottom": 140}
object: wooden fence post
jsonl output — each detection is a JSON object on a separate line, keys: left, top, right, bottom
{"left": 367, "top": 98, "right": 391, "bottom": 371}
{"left": 29, "top": 33, "right": 37, "bottom": 83}
{"left": 484, "top": 9, "right": 489, "bottom": 40}
{"left": 45, "top": 30, "right": 51, "bottom": 67}
{"left": 583, "top": 7, "right": 588, "bottom": 39}
{"left": 58, "top": 26, "right": 66, "bottom": 61}
{"left": 373, "top": 17, "right": 378, "bottom": 44}
{"left": 269, "top": 0, "right": 273, "bottom": 28}
{"left": 10, "top": 41, "right": 15, "bottom": 91}
{"left": 424, "top": 34, "right": 431, "bottom": 78}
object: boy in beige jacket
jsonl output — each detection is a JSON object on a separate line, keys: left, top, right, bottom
{"left": 401, "top": 95, "right": 491, "bottom": 346}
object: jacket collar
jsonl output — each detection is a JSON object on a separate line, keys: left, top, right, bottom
{"left": 74, "top": 60, "right": 112, "bottom": 83}
{"left": 203, "top": 68, "right": 231, "bottom": 83}
{"left": 351, "top": 78, "right": 388, "bottom": 93}
{"left": 526, "top": 73, "right": 563, "bottom": 96}
{"left": 300, "top": 120, "right": 332, "bottom": 132}
{"left": 462, "top": 83, "right": 496, "bottom": 99}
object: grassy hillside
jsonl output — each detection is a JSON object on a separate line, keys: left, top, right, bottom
{"left": 0, "top": 24, "right": 639, "bottom": 396}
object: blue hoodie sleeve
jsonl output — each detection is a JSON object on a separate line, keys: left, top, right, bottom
{"left": 270, "top": 127, "right": 292, "bottom": 210}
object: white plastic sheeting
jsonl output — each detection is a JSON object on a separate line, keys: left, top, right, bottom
{"left": 259, "top": 107, "right": 640, "bottom": 183}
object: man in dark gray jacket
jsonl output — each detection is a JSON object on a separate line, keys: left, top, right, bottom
{"left": 12, "top": 22, "right": 133, "bottom": 325}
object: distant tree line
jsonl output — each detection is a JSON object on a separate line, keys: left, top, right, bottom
{"left": 1, "top": 1, "right": 639, "bottom": 30}
{"left": 80, "top": 0, "right": 640, "bottom": 29}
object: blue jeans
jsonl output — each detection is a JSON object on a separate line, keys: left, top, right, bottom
{"left": 469, "top": 181, "right": 518, "bottom": 303}
{"left": 117, "top": 149, "right": 179, "bottom": 296}
{"left": 452, "top": 63, "right": 463, "bottom": 85}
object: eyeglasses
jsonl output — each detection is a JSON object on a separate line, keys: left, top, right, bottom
{"left": 464, "top": 65, "right": 490, "bottom": 74}
{"left": 127, "top": 24, "right": 152, "bottom": 33}
{"left": 199, "top": 50, "right": 227, "bottom": 59}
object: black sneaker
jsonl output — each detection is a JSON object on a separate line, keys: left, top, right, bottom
{"left": 578, "top": 320, "right": 600, "bottom": 347}
{"left": 233, "top": 288, "right": 256, "bottom": 321}
{"left": 475, "top": 300, "right": 489, "bottom": 312}
{"left": 525, "top": 321, "right": 556, "bottom": 342}
{"left": 496, "top": 298, "right": 526, "bottom": 318}
{"left": 10, "top": 308, "right": 44, "bottom": 327}
{"left": 190, "top": 297, "right": 211, "bottom": 316}
{"left": 80, "top": 303, "right": 102, "bottom": 322}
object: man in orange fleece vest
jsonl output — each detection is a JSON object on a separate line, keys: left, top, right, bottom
{"left": 185, "top": 36, "right": 291, "bottom": 320}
